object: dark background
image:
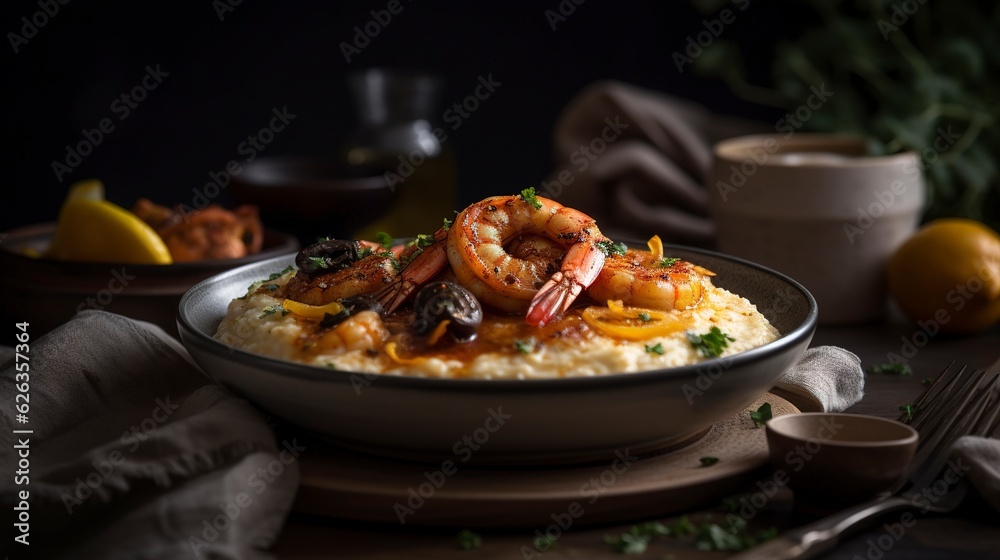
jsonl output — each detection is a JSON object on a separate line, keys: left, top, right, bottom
{"left": 0, "top": 0, "right": 789, "bottom": 232}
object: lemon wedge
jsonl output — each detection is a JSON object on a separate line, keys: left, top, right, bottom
{"left": 66, "top": 178, "right": 105, "bottom": 203}
{"left": 45, "top": 199, "right": 173, "bottom": 264}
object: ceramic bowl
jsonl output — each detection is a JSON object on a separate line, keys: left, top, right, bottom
{"left": 229, "top": 156, "right": 394, "bottom": 243}
{"left": 766, "top": 413, "right": 919, "bottom": 512}
{"left": 178, "top": 245, "right": 817, "bottom": 465}
{"left": 0, "top": 223, "right": 298, "bottom": 336}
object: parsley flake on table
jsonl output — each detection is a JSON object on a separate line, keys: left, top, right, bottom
{"left": 658, "top": 257, "right": 680, "bottom": 268}
{"left": 603, "top": 532, "right": 650, "bottom": 555}
{"left": 922, "top": 378, "right": 934, "bottom": 387}
{"left": 670, "top": 515, "right": 695, "bottom": 536}
{"left": 596, "top": 239, "right": 628, "bottom": 257}
{"left": 532, "top": 534, "right": 556, "bottom": 551}
{"left": 700, "top": 456, "right": 720, "bottom": 467}
{"left": 868, "top": 363, "right": 913, "bottom": 375}
{"left": 694, "top": 519, "right": 778, "bottom": 552}
{"left": 749, "top": 402, "right": 772, "bottom": 428}
{"left": 519, "top": 187, "right": 543, "bottom": 209}
{"left": 899, "top": 403, "right": 917, "bottom": 420}
{"left": 687, "top": 327, "right": 735, "bottom": 358}
{"left": 645, "top": 343, "right": 665, "bottom": 355}
{"left": 456, "top": 529, "right": 482, "bottom": 550}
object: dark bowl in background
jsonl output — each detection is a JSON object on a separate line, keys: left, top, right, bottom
{"left": 0, "top": 223, "right": 298, "bottom": 337}
{"left": 229, "top": 156, "right": 395, "bottom": 243}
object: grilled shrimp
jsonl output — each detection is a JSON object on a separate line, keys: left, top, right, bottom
{"left": 588, "top": 235, "right": 715, "bottom": 311}
{"left": 372, "top": 227, "right": 450, "bottom": 314}
{"left": 284, "top": 239, "right": 398, "bottom": 305}
{"left": 447, "top": 195, "right": 606, "bottom": 326}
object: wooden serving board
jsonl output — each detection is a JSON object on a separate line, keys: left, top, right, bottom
{"left": 291, "top": 393, "right": 797, "bottom": 528}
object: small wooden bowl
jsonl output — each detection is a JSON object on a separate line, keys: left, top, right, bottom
{"left": 766, "top": 413, "right": 918, "bottom": 513}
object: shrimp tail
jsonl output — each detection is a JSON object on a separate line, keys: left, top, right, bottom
{"left": 525, "top": 272, "right": 584, "bottom": 327}
{"left": 525, "top": 243, "right": 605, "bottom": 327}
{"left": 373, "top": 228, "right": 449, "bottom": 314}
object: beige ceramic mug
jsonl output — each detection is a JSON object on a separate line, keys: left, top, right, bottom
{"left": 708, "top": 134, "right": 924, "bottom": 325}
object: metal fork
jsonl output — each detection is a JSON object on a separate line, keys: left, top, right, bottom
{"left": 731, "top": 363, "right": 1000, "bottom": 560}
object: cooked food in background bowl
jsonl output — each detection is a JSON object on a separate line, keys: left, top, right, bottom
{"left": 0, "top": 180, "right": 298, "bottom": 335}
{"left": 179, "top": 193, "right": 817, "bottom": 464}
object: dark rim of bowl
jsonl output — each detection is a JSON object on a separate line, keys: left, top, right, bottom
{"left": 177, "top": 245, "right": 818, "bottom": 393}
{"left": 0, "top": 223, "right": 299, "bottom": 272}
{"left": 766, "top": 413, "right": 919, "bottom": 447}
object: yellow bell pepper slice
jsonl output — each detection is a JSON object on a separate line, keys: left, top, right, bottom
{"left": 582, "top": 300, "right": 687, "bottom": 341}
{"left": 282, "top": 299, "right": 344, "bottom": 321}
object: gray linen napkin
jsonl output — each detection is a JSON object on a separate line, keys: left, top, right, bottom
{"left": 547, "top": 80, "right": 766, "bottom": 246}
{"left": 0, "top": 311, "right": 298, "bottom": 559}
{"left": 773, "top": 346, "right": 865, "bottom": 413}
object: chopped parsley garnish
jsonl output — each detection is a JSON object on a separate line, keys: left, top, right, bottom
{"left": 687, "top": 327, "right": 735, "bottom": 358}
{"left": 637, "top": 312, "right": 651, "bottom": 322}
{"left": 658, "top": 257, "right": 680, "bottom": 268}
{"left": 596, "top": 239, "right": 628, "bottom": 257}
{"left": 899, "top": 403, "right": 917, "bottom": 420}
{"left": 632, "top": 521, "right": 670, "bottom": 537}
{"left": 519, "top": 186, "right": 543, "bottom": 209}
{"left": 307, "top": 256, "right": 332, "bottom": 270}
{"left": 515, "top": 338, "right": 536, "bottom": 354}
{"left": 375, "top": 231, "right": 393, "bottom": 248}
{"left": 357, "top": 246, "right": 374, "bottom": 259}
{"left": 868, "top": 363, "right": 913, "bottom": 375}
{"left": 442, "top": 217, "right": 453, "bottom": 230}
{"left": 749, "top": 402, "right": 772, "bottom": 428}
{"left": 266, "top": 265, "right": 294, "bottom": 281}
{"left": 645, "top": 343, "right": 665, "bottom": 355}
{"left": 603, "top": 521, "right": 676, "bottom": 554}
{"left": 694, "top": 518, "right": 778, "bottom": 552}
{"left": 408, "top": 233, "right": 436, "bottom": 249}
{"left": 603, "top": 532, "right": 650, "bottom": 555}
{"left": 532, "top": 534, "right": 556, "bottom": 551}
{"left": 700, "top": 456, "right": 720, "bottom": 467}
{"left": 262, "top": 284, "right": 279, "bottom": 291}
{"left": 456, "top": 529, "right": 482, "bottom": 550}
{"left": 670, "top": 515, "right": 696, "bottom": 536}
{"left": 258, "top": 305, "right": 288, "bottom": 320}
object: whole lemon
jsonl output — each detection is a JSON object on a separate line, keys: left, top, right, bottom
{"left": 887, "top": 219, "right": 1000, "bottom": 333}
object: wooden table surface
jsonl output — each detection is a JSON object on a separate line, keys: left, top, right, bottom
{"left": 273, "top": 312, "right": 1000, "bottom": 560}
